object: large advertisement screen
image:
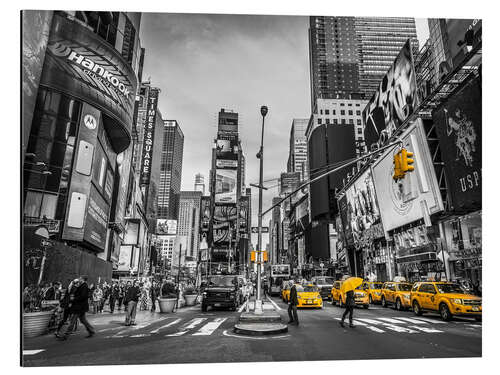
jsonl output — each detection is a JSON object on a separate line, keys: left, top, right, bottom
{"left": 156, "top": 219, "right": 178, "bottom": 235}
{"left": 215, "top": 139, "right": 238, "bottom": 161}
{"left": 200, "top": 197, "right": 211, "bottom": 234}
{"left": 41, "top": 14, "right": 137, "bottom": 145}
{"left": 343, "top": 169, "right": 385, "bottom": 247}
{"left": 363, "top": 39, "right": 419, "bottom": 151}
{"left": 83, "top": 185, "right": 111, "bottom": 250}
{"left": 280, "top": 172, "right": 301, "bottom": 196}
{"left": 213, "top": 205, "right": 238, "bottom": 245}
{"left": 215, "top": 169, "right": 237, "bottom": 203}
{"left": 371, "top": 120, "right": 444, "bottom": 232}
{"left": 432, "top": 76, "right": 481, "bottom": 210}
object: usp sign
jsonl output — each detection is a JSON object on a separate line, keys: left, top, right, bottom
{"left": 251, "top": 227, "right": 269, "bottom": 234}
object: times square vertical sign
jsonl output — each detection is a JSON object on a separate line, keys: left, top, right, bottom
{"left": 140, "top": 88, "right": 159, "bottom": 186}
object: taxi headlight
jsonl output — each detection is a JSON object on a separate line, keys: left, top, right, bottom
{"left": 452, "top": 298, "right": 463, "bottom": 305}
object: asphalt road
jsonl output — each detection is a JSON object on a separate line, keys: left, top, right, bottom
{"left": 22, "top": 295, "right": 481, "bottom": 367}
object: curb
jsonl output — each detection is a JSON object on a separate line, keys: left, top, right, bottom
{"left": 233, "top": 323, "right": 288, "bottom": 336}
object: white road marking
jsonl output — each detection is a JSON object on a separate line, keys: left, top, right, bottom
{"left": 381, "top": 324, "right": 418, "bottom": 333}
{"left": 377, "top": 317, "right": 408, "bottom": 324}
{"left": 466, "top": 324, "right": 482, "bottom": 328}
{"left": 348, "top": 318, "right": 385, "bottom": 333}
{"left": 407, "top": 325, "right": 443, "bottom": 333}
{"left": 23, "top": 350, "right": 45, "bottom": 356}
{"left": 409, "top": 316, "right": 446, "bottom": 324}
{"left": 393, "top": 317, "right": 429, "bottom": 324}
{"left": 130, "top": 333, "right": 151, "bottom": 338}
{"left": 267, "top": 297, "right": 282, "bottom": 311}
{"left": 113, "top": 318, "right": 169, "bottom": 336}
{"left": 150, "top": 318, "right": 181, "bottom": 334}
{"left": 98, "top": 326, "right": 124, "bottom": 333}
{"left": 356, "top": 318, "right": 385, "bottom": 325}
{"left": 238, "top": 301, "right": 247, "bottom": 313}
{"left": 166, "top": 317, "right": 207, "bottom": 337}
{"left": 193, "top": 318, "right": 227, "bottom": 336}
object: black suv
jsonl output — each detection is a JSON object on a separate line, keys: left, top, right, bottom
{"left": 201, "top": 275, "right": 242, "bottom": 312}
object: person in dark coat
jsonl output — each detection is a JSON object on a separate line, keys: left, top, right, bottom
{"left": 263, "top": 281, "right": 269, "bottom": 298}
{"left": 117, "top": 281, "right": 125, "bottom": 310}
{"left": 109, "top": 281, "right": 119, "bottom": 313}
{"left": 339, "top": 289, "right": 355, "bottom": 328}
{"left": 59, "top": 275, "right": 95, "bottom": 340}
{"left": 150, "top": 281, "right": 160, "bottom": 312}
{"left": 124, "top": 280, "right": 140, "bottom": 326}
{"left": 287, "top": 282, "right": 299, "bottom": 326}
{"left": 55, "top": 279, "right": 79, "bottom": 337}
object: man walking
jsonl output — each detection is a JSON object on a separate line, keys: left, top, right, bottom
{"left": 287, "top": 281, "right": 299, "bottom": 326}
{"left": 124, "top": 280, "right": 140, "bottom": 326}
{"left": 109, "top": 281, "right": 119, "bottom": 313}
{"left": 150, "top": 281, "right": 159, "bottom": 312}
{"left": 117, "top": 281, "right": 125, "bottom": 311}
{"left": 59, "top": 275, "right": 95, "bottom": 340}
{"left": 339, "top": 289, "right": 355, "bottom": 328}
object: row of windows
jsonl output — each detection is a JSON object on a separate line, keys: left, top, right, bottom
{"left": 317, "top": 118, "right": 363, "bottom": 126}
{"left": 319, "top": 109, "right": 361, "bottom": 116}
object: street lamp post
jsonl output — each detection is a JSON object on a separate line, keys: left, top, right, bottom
{"left": 255, "top": 105, "right": 268, "bottom": 314}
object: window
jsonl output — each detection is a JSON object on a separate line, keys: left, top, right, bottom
{"left": 340, "top": 110, "right": 345, "bottom": 115}
{"left": 357, "top": 119, "right": 362, "bottom": 125}
{"left": 326, "top": 118, "right": 330, "bottom": 124}
{"left": 24, "top": 191, "right": 58, "bottom": 219}
{"left": 349, "top": 119, "right": 354, "bottom": 125}
{"left": 317, "top": 118, "right": 322, "bottom": 125}
{"left": 341, "top": 119, "right": 346, "bottom": 125}
{"left": 348, "top": 110, "right": 353, "bottom": 116}
{"left": 357, "top": 128, "right": 362, "bottom": 134}
{"left": 333, "top": 119, "right": 338, "bottom": 125}
{"left": 356, "top": 110, "right": 361, "bottom": 116}
{"left": 325, "top": 109, "right": 330, "bottom": 115}
{"left": 320, "top": 109, "right": 323, "bottom": 115}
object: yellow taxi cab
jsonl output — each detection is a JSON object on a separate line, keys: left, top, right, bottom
{"left": 362, "top": 281, "right": 384, "bottom": 304}
{"left": 331, "top": 281, "right": 369, "bottom": 309}
{"left": 281, "top": 281, "right": 292, "bottom": 302}
{"left": 380, "top": 281, "right": 413, "bottom": 310}
{"left": 296, "top": 284, "right": 323, "bottom": 308}
{"left": 330, "top": 280, "right": 343, "bottom": 305}
{"left": 410, "top": 282, "right": 482, "bottom": 321}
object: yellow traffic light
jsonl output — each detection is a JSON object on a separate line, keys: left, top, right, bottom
{"left": 251, "top": 251, "right": 256, "bottom": 262}
{"left": 393, "top": 151, "right": 404, "bottom": 181}
{"left": 401, "top": 149, "right": 414, "bottom": 173}
{"left": 262, "top": 251, "right": 268, "bottom": 262}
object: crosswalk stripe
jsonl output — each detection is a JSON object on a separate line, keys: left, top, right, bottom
{"left": 150, "top": 318, "right": 182, "bottom": 334}
{"left": 356, "top": 318, "right": 384, "bottom": 325}
{"left": 393, "top": 317, "right": 429, "bottom": 324}
{"left": 407, "top": 325, "right": 443, "bottom": 333}
{"left": 193, "top": 318, "right": 227, "bottom": 336}
{"left": 352, "top": 319, "right": 385, "bottom": 333}
{"left": 23, "top": 350, "right": 45, "bottom": 356}
{"left": 409, "top": 316, "right": 446, "bottom": 324}
{"left": 166, "top": 330, "right": 188, "bottom": 337}
{"left": 377, "top": 317, "right": 408, "bottom": 324}
{"left": 166, "top": 317, "right": 207, "bottom": 337}
{"left": 114, "top": 318, "right": 170, "bottom": 336}
{"left": 382, "top": 324, "right": 418, "bottom": 333}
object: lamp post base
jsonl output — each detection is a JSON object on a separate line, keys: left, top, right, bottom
{"left": 254, "top": 299, "right": 263, "bottom": 314}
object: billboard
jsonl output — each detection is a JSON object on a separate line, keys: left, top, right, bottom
{"left": 200, "top": 197, "right": 211, "bottom": 234}
{"left": 117, "top": 245, "right": 133, "bottom": 272}
{"left": 371, "top": 120, "right": 444, "bottom": 232}
{"left": 343, "top": 169, "right": 385, "bottom": 247}
{"left": 156, "top": 219, "right": 178, "bottom": 235}
{"left": 445, "top": 19, "right": 482, "bottom": 69}
{"left": 140, "top": 88, "right": 160, "bottom": 186}
{"left": 213, "top": 205, "right": 237, "bottom": 244}
{"left": 216, "top": 139, "right": 238, "bottom": 161}
{"left": 215, "top": 169, "right": 237, "bottom": 203}
{"left": 280, "top": 172, "right": 301, "bottom": 196}
{"left": 363, "top": 39, "right": 419, "bottom": 151}
{"left": 432, "top": 76, "right": 481, "bottom": 210}
{"left": 83, "top": 185, "right": 111, "bottom": 250}
{"left": 41, "top": 13, "right": 137, "bottom": 151}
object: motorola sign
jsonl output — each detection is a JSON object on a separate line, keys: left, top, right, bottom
{"left": 83, "top": 114, "right": 97, "bottom": 130}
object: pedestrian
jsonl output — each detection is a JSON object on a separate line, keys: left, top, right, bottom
{"left": 58, "top": 275, "right": 95, "bottom": 340}
{"left": 43, "top": 282, "right": 56, "bottom": 300}
{"left": 92, "top": 284, "right": 103, "bottom": 314}
{"left": 124, "top": 280, "right": 140, "bottom": 326}
{"left": 287, "top": 281, "right": 299, "bottom": 326}
{"left": 139, "top": 282, "right": 149, "bottom": 311}
{"left": 150, "top": 281, "right": 160, "bottom": 312}
{"left": 339, "top": 289, "right": 355, "bottom": 328}
{"left": 109, "top": 281, "right": 119, "bottom": 313}
{"left": 117, "top": 281, "right": 125, "bottom": 311}
{"left": 123, "top": 280, "right": 132, "bottom": 312}
{"left": 55, "top": 279, "right": 79, "bottom": 337}
{"left": 263, "top": 280, "right": 269, "bottom": 299}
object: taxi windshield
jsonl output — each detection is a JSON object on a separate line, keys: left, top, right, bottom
{"left": 397, "top": 284, "right": 412, "bottom": 291}
{"left": 355, "top": 285, "right": 364, "bottom": 290}
{"left": 317, "top": 278, "right": 334, "bottom": 284}
{"left": 303, "top": 285, "right": 319, "bottom": 292}
{"left": 436, "top": 283, "right": 464, "bottom": 294}
{"left": 371, "top": 283, "right": 383, "bottom": 289}
{"left": 295, "top": 285, "right": 305, "bottom": 292}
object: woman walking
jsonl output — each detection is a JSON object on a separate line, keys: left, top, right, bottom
{"left": 92, "top": 284, "right": 103, "bottom": 314}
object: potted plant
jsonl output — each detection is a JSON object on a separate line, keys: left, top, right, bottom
{"left": 23, "top": 285, "right": 57, "bottom": 337}
{"left": 183, "top": 286, "right": 198, "bottom": 306}
{"left": 158, "top": 281, "right": 177, "bottom": 313}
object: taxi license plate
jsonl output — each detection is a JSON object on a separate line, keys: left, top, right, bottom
{"left": 472, "top": 306, "right": 480, "bottom": 311}
{"left": 307, "top": 300, "right": 313, "bottom": 304}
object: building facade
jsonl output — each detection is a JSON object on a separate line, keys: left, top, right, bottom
{"left": 23, "top": 10, "right": 143, "bottom": 284}
{"left": 287, "top": 119, "right": 309, "bottom": 181}
{"left": 194, "top": 173, "right": 206, "bottom": 195}
{"left": 178, "top": 191, "right": 203, "bottom": 259}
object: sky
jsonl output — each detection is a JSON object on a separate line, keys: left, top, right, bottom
{"left": 139, "top": 13, "right": 429, "bottom": 247}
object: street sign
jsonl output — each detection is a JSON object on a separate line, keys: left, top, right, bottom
{"left": 251, "top": 227, "right": 269, "bottom": 233}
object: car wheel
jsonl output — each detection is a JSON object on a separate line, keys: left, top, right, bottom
{"left": 381, "top": 296, "right": 387, "bottom": 308}
{"left": 439, "top": 303, "right": 452, "bottom": 321}
{"left": 201, "top": 303, "right": 207, "bottom": 312}
{"left": 412, "top": 300, "right": 422, "bottom": 316}
{"left": 363, "top": 304, "right": 369, "bottom": 309}
{"left": 369, "top": 295, "right": 373, "bottom": 304}
{"left": 395, "top": 298, "right": 402, "bottom": 311}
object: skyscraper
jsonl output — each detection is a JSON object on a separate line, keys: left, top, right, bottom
{"left": 194, "top": 173, "right": 206, "bottom": 195}
{"left": 157, "top": 120, "right": 184, "bottom": 220}
{"left": 178, "top": 191, "right": 202, "bottom": 259}
{"left": 287, "top": 118, "right": 309, "bottom": 181}
{"left": 309, "top": 16, "right": 418, "bottom": 112}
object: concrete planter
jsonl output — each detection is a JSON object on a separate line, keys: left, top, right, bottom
{"left": 184, "top": 294, "right": 198, "bottom": 306}
{"left": 158, "top": 298, "right": 177, "bottom": 313}
{"left": 23, "top": 310, "right": 55, "bottom": 337}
